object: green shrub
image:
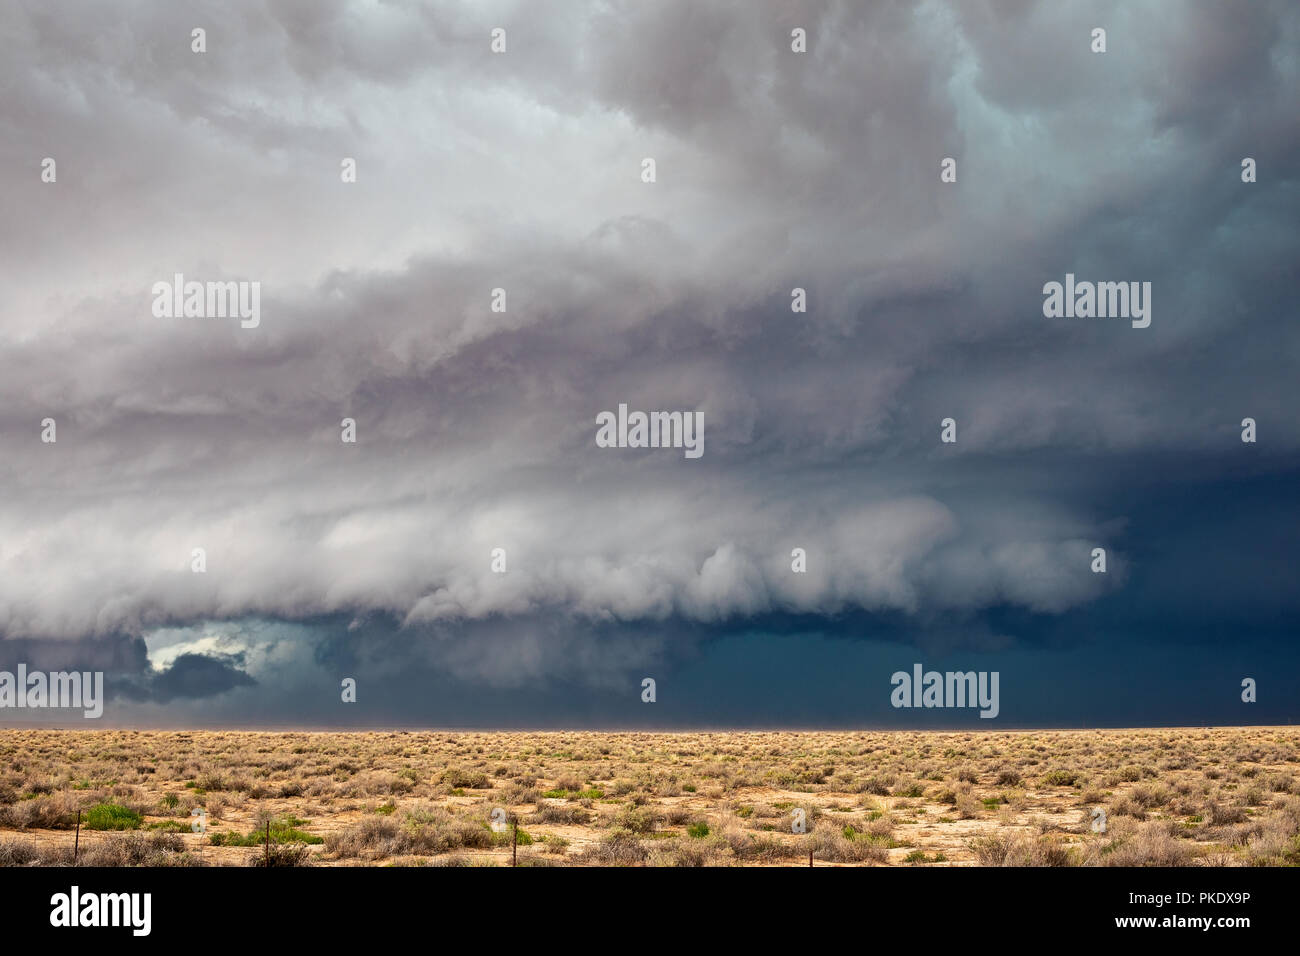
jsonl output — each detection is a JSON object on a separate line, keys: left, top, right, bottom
{"left": 209, "top": 817, "right": 323, "bottom": 846}
{"left": 490, "top": 827, "right": 533, "bottom": 846}
{"left": 84, "top": 803, "right": 143, "bottom": 831}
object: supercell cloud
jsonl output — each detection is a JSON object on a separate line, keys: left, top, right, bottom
{"left": 0, "top": 0, "right": 1297, "bottom": 725}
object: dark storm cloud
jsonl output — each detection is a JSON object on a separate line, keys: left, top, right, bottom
{"left": 117, "top": 651, "right": 256, "bottom": 704}
{"left": 0, "top": 634, "right": 150, "bottom": 676}
{"left": 0, "top": 0, "right": 1296, "bottom": 723}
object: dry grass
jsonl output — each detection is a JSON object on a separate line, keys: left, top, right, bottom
{"left": 0, "top": 727, "right": 1296, "bottom": 866}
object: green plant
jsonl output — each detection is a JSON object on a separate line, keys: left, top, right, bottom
{"left": 209, "top": 817, "right": 323, "bottom": 846}
{"left": 84, "top": 803, "right": 143, "bottom": 831}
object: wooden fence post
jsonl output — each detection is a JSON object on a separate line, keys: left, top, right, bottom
{"left": 73, "top": 809, "right": 81, "bottom": 864}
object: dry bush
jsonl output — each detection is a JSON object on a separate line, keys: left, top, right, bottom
{"left": 1083, "top": 819, "right": 1194, "bottom": 866}
{"left": 531, "top": 803, "right": 590, "bottom": 825}
{"left": 0, "top": 791, "right": 82, "bottom": 830}
{"left": 1110, "top": 794, "right": 1148, "bottom": 821}
{"left": 857, "top": 775, "right": 893, "bottom": 796}
{"left": 663, "top": 806, "right": 694, "bottom": 826}
{"left": 81, "top": 832, "right": 202, "bottom": 867}
{"left": 327, "top": 808, "right": 494, "bottom": 860}
{"left": 1130, "top": 784, "right": 1171, "bottom": 809}
{"left": 1207, "top": 802, "right": 1247, "bottom": 825}
{"left": 578, "top": 830, "right": 649, "bottom": 866}
{"left": 612, "top": 804, "right": 660, "bottom": 834}
{"left": 971, "top": 832, "right": 1073, "bottom": 866}
{"left": 1245, "top": 805, "right": 1300, "bottom": 865}
{"left": 955, "top": 793, "right": 983, "bottom": 820}
{"left": 327, "top": 817, "right": 409, "bottom": 859}
{"left": 0, "top": 838, "right": 42, "bottom": 865}
{"left": 253, "top": 843, "right": 312, "bottom": 867}
{"left": 542, "top": 835, "right": 570, "bottom": 855}
{"left": 717, "top": 826, "right": 801, "bottom": 862}
{"left": 811, "top": 825, "right": 888, "bottom": 863}
{"left": 649, "top": 841, "right": 730, "bottom": 867}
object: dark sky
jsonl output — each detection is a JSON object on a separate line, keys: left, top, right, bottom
{"left": 0, "top": 1, "right": 1297, "bottom": 728}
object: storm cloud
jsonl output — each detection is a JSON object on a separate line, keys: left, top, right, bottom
{"left": 0, "top": 0, "right": 1296, "bottom": 725}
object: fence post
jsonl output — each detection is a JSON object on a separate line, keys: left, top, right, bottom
{"left": 512, "top": 820, "right": 517, "bottom": 867}
{"left": 265, "top": 821, "right": 270, "bottom": 866}
{"left": 73, "top": 809, "right": 81, "bottom": 864}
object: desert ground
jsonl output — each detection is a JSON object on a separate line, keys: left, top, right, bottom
{"left": 0, "top": 728, "right": 1296, "bottom": 866}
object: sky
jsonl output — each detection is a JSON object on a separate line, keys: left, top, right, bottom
{"left": 0, "top": 0, "right": 1297, "bottom": 728}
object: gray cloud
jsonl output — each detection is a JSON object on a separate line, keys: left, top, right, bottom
{"left": 118, "top": 651, "right": 256, "bottom": 704}
{"left": 0, "top": 1, "right": 1296, "bottom": 706}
